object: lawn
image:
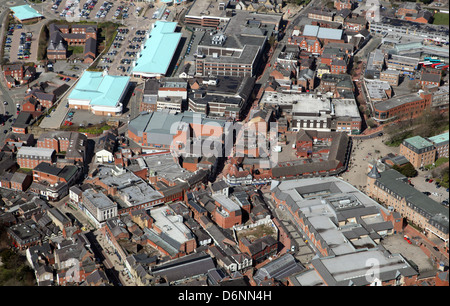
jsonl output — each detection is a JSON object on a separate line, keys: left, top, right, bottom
{"left": 68, "top": 45, "right": 85, "bottom": 54}
{"left": 433, "top": 13, "right": 449, "bottom": 26}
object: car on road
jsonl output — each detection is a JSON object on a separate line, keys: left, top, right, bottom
{"left": 423, "top": 191, "right": 431, "bottom": 196}
{"left": 433, "top": 246, "right": 439, "bottom": 252}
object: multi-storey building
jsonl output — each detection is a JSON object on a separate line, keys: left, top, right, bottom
{"left": 81, "top": 188, "right": 118, "bottom": 228}
{"left": 399, "top": 136, "right": 436, "bottom": 168}
{"left": 372, "top": 91, "right": 432, "bottom": 122}
{"left": 366, "top": 166, "right": 448, "bottom": 243}
{"left": 17, "top": 146, "right": 56, "bottom": 169}
{"left": 369, "top": 17, "right": 449, "bottom": 44}
{"left": 428, "top": 132, "right": 449, "bottom": 159}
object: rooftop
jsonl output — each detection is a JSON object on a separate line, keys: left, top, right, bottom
{"left": 271, "top": 177, "right": 392, "bottom": 256}
{"left": 68, "top": 71, "right": 130, "bottom": 107}
{"left": 403, "top": 136, "right": 434, "bottom": 150}
{"left": 428, "top": 132, "right": 449, "bottom": 146}
{"left": 150, "top": 205, "right": 194, "bottom": 245}
{"left": 10, "top": 5, "right": 43, "bottom": 21}
{"left": 132, "top": 21, "right": 182, "bottom": 77}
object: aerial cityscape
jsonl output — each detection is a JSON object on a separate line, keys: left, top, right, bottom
{"left": 0, "top": 0, "right": 448, "bottom": 288}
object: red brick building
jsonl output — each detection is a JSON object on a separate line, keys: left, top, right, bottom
{"left": 238, "top": 236, "right": 278, "bottom": 265}
{"left": 3, "top": 64, "right": 36, "bottom": 88}
{"left": 17, "top": 146, "right": 56, "bottom": 169}
{"left": 334, "top": 0, "right": 353, "bottom": 10}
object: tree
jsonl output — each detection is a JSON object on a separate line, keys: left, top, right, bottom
{"left": 393, "top": 163, "right": 417, "bottom": 178}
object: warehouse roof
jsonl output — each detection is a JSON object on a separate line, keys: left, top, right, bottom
{"left": 132, "top": 21, "right": 182, "bottom": 77}
{"left": 10, "top": 5, "right": 43, "bottom": 21}
{"left": 68, "top": 71, "right": 129, "bottom": 107}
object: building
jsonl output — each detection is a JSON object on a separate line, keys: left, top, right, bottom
{"left": 194, "top": 31, "right": 265, "bottom": 78}
{"left": 7, "top": 220, "right": 42, "bottom": 250}
{"left": 271, "top": 177, "right": 399, "bottom": 260}
{"left": 127, "top": 111, "right": 225, "bottom": 150}
{"left": 428, "top": 132, "right": 449, "bottom": 159}
{"left": 193, "top": 11, "right": 280, "bottom": 78}
{"left": 428, "top": 85, "right": 449, "bottom": 111}
{"left": 211, "top": 194, "right": 243, "bottom": 229}
{"left": 366, "top": 166, "right": 448, "bottom": 243}
{"left": 16, "top": 146, "right": 56, "bottom": 169}
{"left": 11, "top": 112, "right": 33, "bottom": 134}
{"left": 371, "top": 91, "right": 432, "bottom": 122}
{"left": 25, "top": 88, "right": 56, "bottom": 110}
{"left": 396, "top": 2, "right": 433, "bottom": 24}
{"left": 332, "top": 98, "right": 362, "bottom": 135}
{"left": 68, "top": 71, "right": 130, "bottom": 116}
{"left": 334, "top": 0, "right": 354, "bottom": 11}
{"left": 94, "top": 132, "right": 116, "bottom": 163}
{"left": 10, "top": 5, "right": 44, "bottom": 23}
{"left": 3, "top": 64, "right": 36, "bottom": 88}
{"left": 81, "top": 188, "right": 118, "bottom": 228}
{"left": 365, "top": 49, "right": 385, "bottom": 79}
{"left": 290, "top": 249, "right": 418, "bottom": 286}
{"left": 32, "top": 162, "right": 79, "bottom": 186}
{"left": 364, "top": 79, "right": 392, "bottom": 103}
{"left": 399, "top": 136, "right": 436, "bottom": 168}
{"left": 420, "top": 72, "right": 441, "bottom": 88}
{"left": 37, "top": 131, "right": 87, "bottom": 164}
{"left": 369, "top": 17, "right": 449, "bottom": 44}
{"left": 308, "top": 9, "right": 334, "bottom": 22}
{"left": 184, "top": 0, "right": 232, "bottom": 27}
{"left": 380, "top": 69, "right": 401, "bottom": 86}
{"left": 188, "top": 76, "right": 255, "bottom": 119}
{"left": 385, "top": 54, "right": 419, "bottom": 75}
{"left": 319, "top": 73, "right": 353, "bottom": 98}
{"left": 132, "top": 21, "right": 182, "bottom": 78}
{"left": 149, "top": 205, "right": 196, "bottom": 255}
{"left": 47, "top": 23, "right": 97, "bottom": 61}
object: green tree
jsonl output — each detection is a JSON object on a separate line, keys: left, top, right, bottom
{"left": 393, "top": 163, "right": 418, "bottom": 178}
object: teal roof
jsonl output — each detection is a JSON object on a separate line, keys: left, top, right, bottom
{"left": 404, "top": 136, "right": 434, "bottom": 150}
{"left": 10, "top": 5, "right": 43, "bottom": 21}
{"left": 68, "top": 71, "right": 130, "bottom": 107}
{"left": 428, "top": 132, "right": 449, "bottom": 146}
{"left": 132, "top": 21, "right": 182, "bottom": 76}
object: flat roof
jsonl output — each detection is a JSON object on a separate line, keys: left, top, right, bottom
{"left": 68, "top": 71, "right": 130, "bottom": 107}
{"left": 373, "top": 92, "right": 423, "bottom": 112}
{"left": 150, "top": 205, "right": 193, "bottom": 245}
{"left": 132, "top": 21, "right": 182, "bottom": 77}
{"left": 17, "top": 146, "right": 55, "bottom": 158}
{"left": 303, "top": 25, "right": 343, "bottom": 40}
{"left": 428, "top": 132, "right": 449, "bottom": 145}
{"left": 404, "top": 136, "right": 434, "bottom": 150}
{"left": 10, "top": 5, "right": 43, "bottom": 21}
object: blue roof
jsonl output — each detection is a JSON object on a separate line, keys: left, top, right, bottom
{"left": 428, "top": 132, "right": 449, "bottom": 145}
{"left": 68, "top": 71, "right": 130, "bottom": 107}
{"left": 10, "top": 5, "right": 43, "bottom": 21}
{"left": 303, "top": 25, "right": 319, "bottom": 37}
{"left": 303, "top": 25, "right": 343, "bottom": 40}
{"left": 132, "top": 21, "right": 182, "bottom": 76}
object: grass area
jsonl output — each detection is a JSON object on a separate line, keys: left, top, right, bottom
{"left": 433, "top": 13, "right": 450, "bottom": 25}
{"left": 68, "top": 45, "right": 84, "bottom": 54}
{"left": 79, "top": 124, "right": 111, "bottom": 135}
